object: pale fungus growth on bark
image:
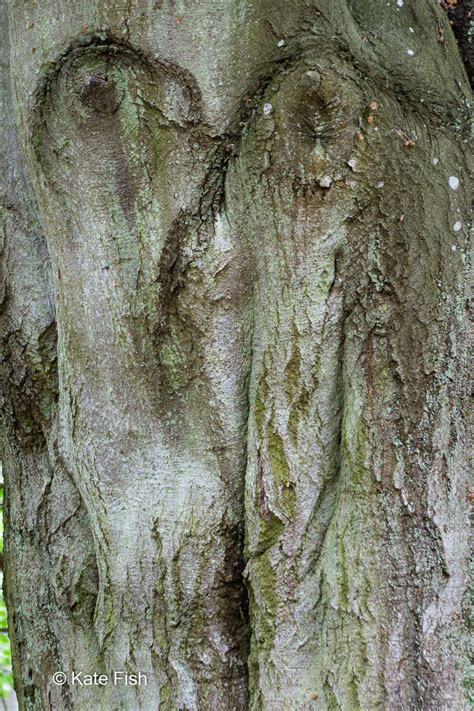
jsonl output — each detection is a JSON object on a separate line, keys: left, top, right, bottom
{"left": 449, "top": 175, "right": 460, "bottom": 190}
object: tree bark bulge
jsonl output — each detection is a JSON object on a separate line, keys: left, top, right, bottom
{"left": 0, "top": 1, "right": 471, "bottom": 709}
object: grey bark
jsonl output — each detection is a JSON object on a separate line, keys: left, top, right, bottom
{"left": 0, "top": 1, "right": 471, "bottom": 710}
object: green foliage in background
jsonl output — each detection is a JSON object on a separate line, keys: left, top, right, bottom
{"left": 0, "top": 473, "right": 13, "bottom": 700}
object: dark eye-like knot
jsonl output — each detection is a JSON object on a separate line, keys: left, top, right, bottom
{"left": 78, "top": 72, "right": 123, "bottom": 114}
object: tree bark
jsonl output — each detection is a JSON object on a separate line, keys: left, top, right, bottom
{"left": 0, "top": 1, "right": 471, "bottom": 709}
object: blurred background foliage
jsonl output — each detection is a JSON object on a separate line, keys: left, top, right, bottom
{"left": 0, "top": 464, "right": 13, "bottom": 706}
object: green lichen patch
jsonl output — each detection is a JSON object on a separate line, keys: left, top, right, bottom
{"left": 267, "top": 413, "right": 296, "bottom": 519}
{"left": 256, "top": 513, "right": 285, "bottom": 555}
{"left": 284, "top": 324, "right": 301, "bottom": 402}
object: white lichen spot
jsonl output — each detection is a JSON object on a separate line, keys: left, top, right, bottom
{"left": 376, "top": 181, "right": 385, "bottom": 188}
{"left": 451, "top": 244, "right": 457, "bottom": 252}
{"left": 319, "top": 175, "right": 332, "bottom": 188}
{"left": 347, "top": 158, "right": 357, "bottom": 170}
{"left": 277, "top": 39, "right": 285, "bottom": 48}
{"left": 453, "top": 221, "right": 462, "bottom": 232}
{"left": 263, "top": 103, "right": 273, "bottom": 116}
{"left": 407, "top": 49, "right": 415, "bottom": 56}
{"left": 397, "top": 0, "right": 404, "bottom": 6}
{"left": 409, "top": 26, "right": 415, "bottom": 33}
{"left": 432, "top": 157, "right": 439, "bottom": 166}
{"left": 448, "top": 176, "right": 459, "bottom": 190}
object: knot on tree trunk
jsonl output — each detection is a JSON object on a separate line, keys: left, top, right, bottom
{"left": 76, "top": 70, "right": 123, "bottom": 115}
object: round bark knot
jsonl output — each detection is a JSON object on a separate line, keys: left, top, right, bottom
{"left": 76, "top": 69, "right": 123, "bottom": 115}
{"left": 73, "top": 59, "right": 123, "bottom": 115}
{"left": 301, "top": 69, "right": 321, "bottom": 95}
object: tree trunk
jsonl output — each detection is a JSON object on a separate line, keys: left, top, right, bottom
{"left": 0, "top": 1, "right": 471, "bottom": 709}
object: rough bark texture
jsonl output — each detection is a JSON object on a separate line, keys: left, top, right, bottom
{"left": 442, "top": 0, "right": 474, "bottom": 85}
{"left": 0, "top": 1, "right": 471, "bottom": 709}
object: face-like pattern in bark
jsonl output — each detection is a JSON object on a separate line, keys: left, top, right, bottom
{"left": 1, "top": 2, "right": 471, "bottom": 709}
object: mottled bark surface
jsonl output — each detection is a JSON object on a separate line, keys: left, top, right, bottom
{"left": 0, "top": 1, "right": 471, "bottom": 709}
